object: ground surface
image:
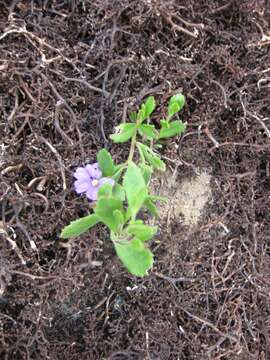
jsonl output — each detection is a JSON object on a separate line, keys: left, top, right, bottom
{"left": 0, "top": 1, "right": 270, "bottom": 359}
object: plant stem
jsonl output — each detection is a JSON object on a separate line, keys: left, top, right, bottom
{"left": 127, "top": 131, "right": 137, "bottom": 163}
{"left": 127, "top": 116, "right": 143, "bottom": 163}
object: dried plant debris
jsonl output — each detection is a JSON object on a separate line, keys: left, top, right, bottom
{"left": 0, "top": 0, "right": 269, "bottom": 359}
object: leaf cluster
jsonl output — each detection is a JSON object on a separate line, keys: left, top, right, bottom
{"left": 110, "top": 94, "right": 186, "bottom": 143}
{"left": 61, "top": 94, "right": 186, "bottom": 276}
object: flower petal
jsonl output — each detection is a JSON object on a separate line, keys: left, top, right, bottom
{"left": 86, "top": 163, "right": 102, "bottom": 179}
{"left": 74, "top": 167, "right": 91, "bottom": 181}
{"left": 86, "top": 186, "right": 99, "bottom": 201}
{"left": 99, "top": 177, "right": 115, "bottom": 187}
{"left": 74, "top": 179, "right": 91, "bottom": 194}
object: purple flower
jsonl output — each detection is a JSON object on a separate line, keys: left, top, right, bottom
{"left": 74, "top": 163, "right": 114, "bottom": 201}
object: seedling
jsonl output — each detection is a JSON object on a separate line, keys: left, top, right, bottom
{"left": 60, "top": 94, "right": 186, "bottom": 276}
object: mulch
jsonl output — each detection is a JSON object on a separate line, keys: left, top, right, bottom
{"left": 0, "top": 0, "right": 269, "bottom": 359}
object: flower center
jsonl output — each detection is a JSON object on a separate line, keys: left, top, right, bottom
{"left": 91, "top": 179, "right": 99, "bottom": 187}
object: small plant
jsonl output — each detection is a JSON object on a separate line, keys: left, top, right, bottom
{"left": 61, "top": 94, "right": 186, "bottom": 276}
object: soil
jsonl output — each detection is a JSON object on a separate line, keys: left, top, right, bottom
{"left": 0, "top": 1, "right": 270, "bottom": 359}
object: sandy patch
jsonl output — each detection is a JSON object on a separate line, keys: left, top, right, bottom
{"left": 151, "top": 170, "right": 212, "bottom": 227}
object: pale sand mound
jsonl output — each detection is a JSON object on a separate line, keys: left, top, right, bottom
{"left": 151, "top": 170, "right": 212, "bottom": 227}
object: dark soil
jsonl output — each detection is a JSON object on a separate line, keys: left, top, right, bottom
{"left": 0, "top": 1, "right": 270, "bottom": 359}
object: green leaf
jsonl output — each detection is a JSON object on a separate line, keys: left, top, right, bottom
{"left": 112, "top": 164, "right": 126, "bottom": 181}
{"left": 169, "top": 93, "right": 185, "bottom": 109}
{"left": 113, "top": 209, "right": 125, "bottom": 231}
{"left": 136, "top": 143, "right": 166, "bottom": 172}
{"left": 137, "top": 142, "right": 146, "bottom": 164}
{"left": 138, "top": 124, "right": 158, "bottom": 140}
{"left": 168, "top": 93, "right": 185, "bottom": 119}
{"left": 95, "top": 197, "right": 123, "bottom": 233}
{"left": 158, "top": 120, "right": 186, "bottom": 139}
{"left": 168, "top": 102, "right": 180, "bottom": 118}
{"left": 147, "top": 154, "right": 165, "bottom": 172}
{"left": 160, "top": 119, "right": 169, "bottom": 129}
{"left": 112, "top": 183, "right": 125, "bottom": 201}
{"left": 97, "top": 149, "right": 115, "bottom": 177}
{"left": 110, "top": 123, "right": 136, "bottom": 143}
{"left": 60, "top": 214, "right": 99, "bottom": 239}
{"left": 138, "top": 96, "right": 156, "bottom": 122}
{"left": 127, "top": 223, "right": 158, "bottom": 241}
{"left": 123, "top": 162, "right": 148, "bottom": 218}
{"left": 144, "top": 197, "right": 159, "bottom": 217}
{"left": 137, "top": 108, "right": 145, "bottom": 122}
{"left": 129, "top": 219, "right": 143, "bottom": 225}
{"left": 144, "top": 96, "right": 156, "bottom": 118}
{"left": 129, "top": 111, "right": 137, "bottom": 122}
{"left": 139, "top": 163, "right": 152, "bottom": 185}
{"left": 114, "top": 238, "right": 153, "bottom": 276}
{"left": 98, "top": 182, "right": 113, "bottom": 198}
